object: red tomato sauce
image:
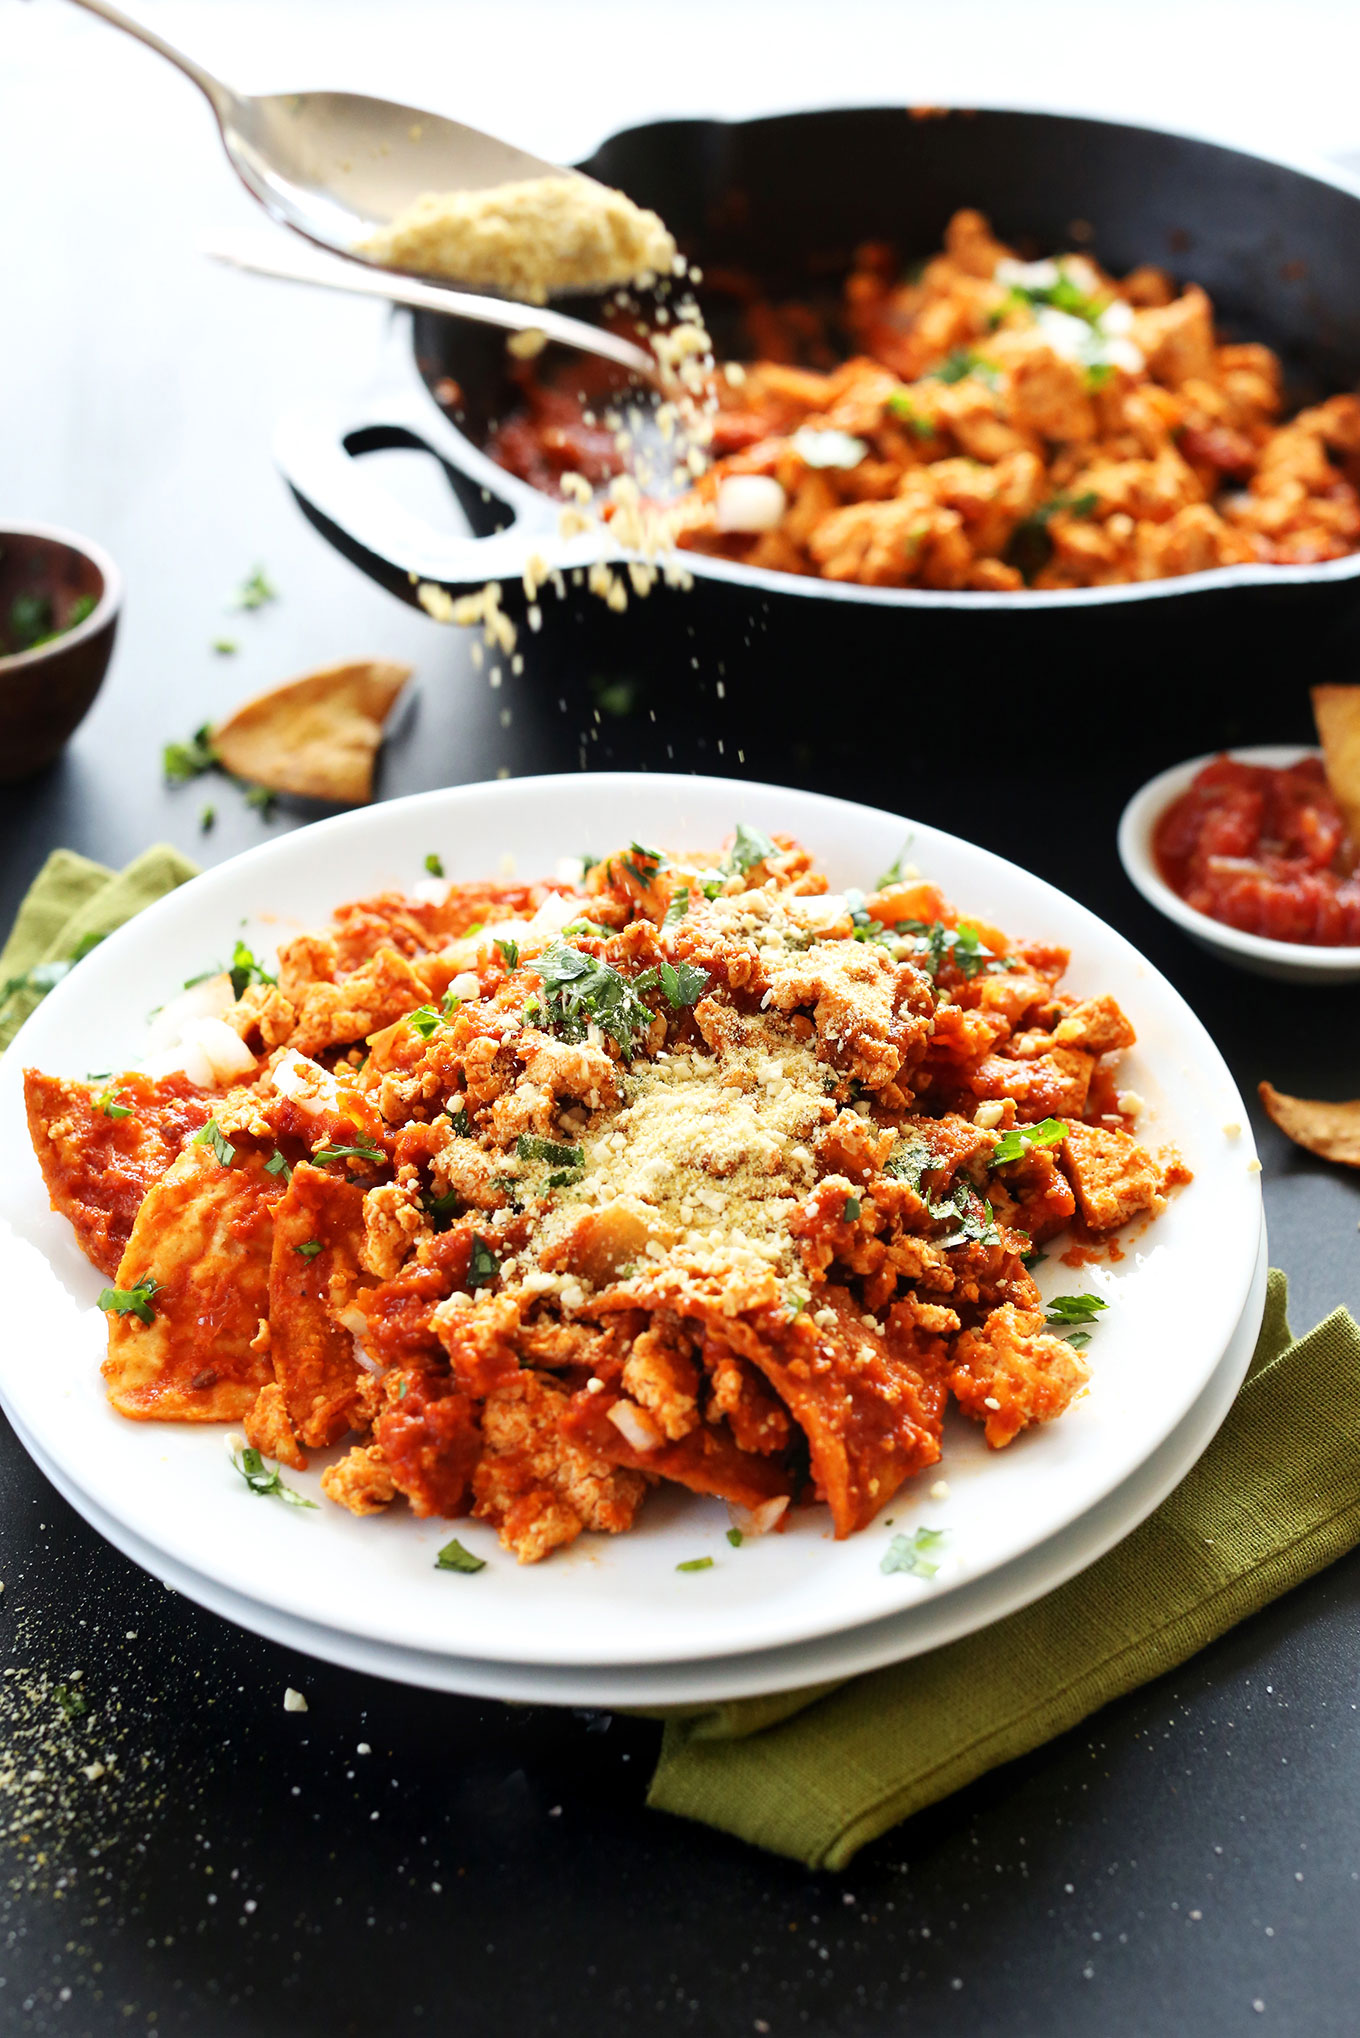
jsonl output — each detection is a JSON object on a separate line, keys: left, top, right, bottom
{"left": 1154, "top": 754, "right": 1360, "bottom": 945}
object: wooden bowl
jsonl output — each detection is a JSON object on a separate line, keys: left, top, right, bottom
{"left": 0, "top": 525, "right": 121, "bottom": 780}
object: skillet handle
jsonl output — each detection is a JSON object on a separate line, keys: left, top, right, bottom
{"left": 273, "top": 394, "right": 561, "bottom": 603}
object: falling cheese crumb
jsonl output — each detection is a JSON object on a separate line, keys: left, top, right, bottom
{"left": 283, "top": 1688, "right": 308, "bottom": 1713}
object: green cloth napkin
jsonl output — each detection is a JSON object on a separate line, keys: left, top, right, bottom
{"left": 647, "top": 1272, "right": 1360, "bottom": 1867}
{"left": 6, "top": 851, "right": 1359, "bottom": 1873}
{"left": 0, "top": 845, "right": 199, "bottom": 1050}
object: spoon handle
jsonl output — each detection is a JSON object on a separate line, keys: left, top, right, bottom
{"left": 205, "top": 240, "right": 657, "bottom": 380}
{"left": 62, "top": 0, "right": 230, "bottom": 110}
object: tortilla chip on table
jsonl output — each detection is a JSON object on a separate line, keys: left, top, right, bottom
{"left": 211, "top": 659, "right": 411, "bottom": 805}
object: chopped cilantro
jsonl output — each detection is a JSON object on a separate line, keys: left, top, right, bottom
{"left": 547, "top": 1167, "right": 584, "bottom": 1189}
{"left": 536, "top": 942, "right": 656, "bottom": 1056}
{"left": 447, "top": 1105, "right": 473, "bottom": 1137}
{"left": 884, "top": 1139, "right": 932, "bottom": 1191}
{"left": 467, "top": 1234, "right": 500, "bottom": 1290}
{"left": 163, "top": 725, "right": 217, "bottom": 784}
{"left": 516, "top": 1133, "right": 585, "bottom": 1170}
{"left": 932, "top": 1182, "right": 1000, "bottom": 1250}
{"left": 658, "top": 958, "right": 708, "bottom": 1009}
{"left": 54, "top": 1684, "right": 88, "bottom": 1720}
{"left": 663, "top": 885, "right": 691, "bottom": 927}
{"left": 621, "top": 842, "right": 666, "bottom": 888}
{"left": 843, "top": 1196, "right": 861, "bottom": 1222}
{"left": 194, "top": 1119, "right": 236, "bottom": 1168}
{"left": 927, "top": 348, "right": 998, "bottom": 387}
{"left": 312, "top": 1138, "right": 385, "bottom": 1169}
{"left": 494, "top": 938, "right": 520, "bottom": 970}
{"left": 212, "top": 637, "right": 238, "bottom": 655}
{"left": 899, "top": 918, "right": 1011, "bottom": 981}
{"left": 8, "top": 592, "right": 52, "bottom": 650}
{"left": 1007, "top": 491, "right": 1101, "bottom": 582}
{"left": 407, "top": 1004, "right": 441, "bottom": 1039}
{"left": 229, "top": 938, "right": 276, "bottom": 999}
{"left": 880, "top": 1526, "right": 946, "bottom": 1578}
{"left": 234, "top": 565, "right": 278, "bottom": 611}
{"left": 886, "top": 390, "right": 937, "bottom": 438}
{"left": 424, "top": 852, "right": 445, "bottom": 878}
{"left": 244, "top": 784, "right": 276, "bottom": 817}
{"left": 1006, "top": 268, "right": 1104, "bottom": 325}
{"left": 1066, "top": 1330, "right": 1093, "bottom": 1350}
{"left": 97, "top": 1275, "right": 159, "bottom": 1326}
{"left": 701, "top": 876, "right": 725, "bottom": 901}
{"left": 422, "top": 1186, "right": 460, "bottom": 1231}
{"left": 726, "top": 1527, "right": 744, "bottom": 1548}
{"left": 875, "top": 839, "right": 914, "bottom": 889}
{"left": 1045, "top": 1293, "right": 1109, "bottom": 1328}
{"left": 265, "top": 1149, "right": 292, "bottom": 1182}
{"left": 676, "top": 1557, "right": 714, "bottom": 1573}
{"left": 441, "top": 986, "right": 462, "bottom": 1018}
{"left": 990, "top": 1117, "right": 1068, "bottom": 1167}
{"left": 230, "top": 1443, "right": 316, "bottom": 1508}
{"left": 436, "top": 1537, "right": 486, "bottom": 1573}
{"left": 722, "top": 822, "right": 778, "bottom": 876}
{"left": 96, "top": 1086, "right": 132, "bottom": 1120}
{"left": 199, "top": 803, "right": 216, "bottom": 832}
{"left": 1085, "top": 360, "right": 1114, "bottom": 389}
{"left": 295, "top": 1240, "right": 323, "bottom": 1261}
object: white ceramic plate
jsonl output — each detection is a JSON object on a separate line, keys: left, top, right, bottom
{"left": 1118, "top": 744, "right": 1360, "bottom": 984}
{"left": 3, "top": 1219, "right": 1265, "bottom": 1707}
{"left": 0, "top": 774, "right": 1262, "bottom": 1670}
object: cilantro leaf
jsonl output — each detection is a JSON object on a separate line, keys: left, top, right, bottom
{"left": 163, "top": 725, "right": 217, "bottom": 785}
{"left": 467, "top": 1234, "right": 500, "bottom": 1290}
{"left": 97, "top": 1275, "right": 159, "bottom": 1326}
{"left": 927, "top": 348, "right": 999, "bottom": 387}
{"left": 231, "top": 1443, "right": 316, "bottom": 1508}
{"left": 880, "top": 1526, "right": 946, "bottom": 1577}
{"left": 422, "top": 1186, "right": 460, "bottom": 1231}
{"left": 295, "top": 1240, "right": 323, "bottom": 1261}
{"left": 312, "top": 1138, "right": 385, "bottom": 1169}
{"left": 229, "top": 938, "right": 276, "bottom": 1000}
{"left": 990, "top": 1117, "right": 1068, "bottom": 1167}
{"left": 621, "top": 842, "right": 666, "bottom": 888}
{"left": 407, "top": 1004, "right": 441, "bottom": 1040}
{"left": 875, "top": 839, "right": 914, "bottom": 889}
{"left": 244, "top": 785, "right": 276, "bottom": 817}
{"left": 884, "top": 1139, "right": 933, "bottom": 1191}
{"left": 663, "top": 886, "right": 691, "bottom": 927}
{"left": 1045, "top": 1293, "right": 1109, "bottom": 1328}
{"left": 436, "top": 1537, "right": 486, "bottom": 1573}
{"left": 234, "top": 565, "right": 278, "bottom": 611}
{"left": 494, "top": 938, "right": 520, "bottom": 970}
{"left": 194, "top": 1118, "right": 236, "bottom": 1168}
{"left": 424, "top": 852, "right": 445, "bottom": 878}
{"left": 516, "top": 1133, "right": 585, "bottom": 1170}
{"left": 726, "top": 1528, "right": 744, "bottom": 1548}
{"left": 843, "top": 1196, "right": 861, "bottom": 1222}
{"left": 265, "top": 1149, "right": 292, "bottom": 1182}
{"left": 96, "top": 1086, "right": 133, "bottom": 1121}
{"left": 536, "top": 942, "right": 657, "bottom": 1056}
{"left": 54, "top": 1684, "right": 89, "bottom": 1720}
{"left": 722, "top": 822, "right": 778, "bottom": 876}
{"left": 658, "top": 958, "right": 708, "bottom": 1009}
{"left": 676, "top": 1557, "right": 714, "bottom": 1573}
{"left": 447, "top": 1105, "right": 473, "bottom": 1138}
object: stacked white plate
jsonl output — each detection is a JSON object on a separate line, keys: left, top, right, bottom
{"left": 0, "top": 776, "right": 1265, "bottom": 1708}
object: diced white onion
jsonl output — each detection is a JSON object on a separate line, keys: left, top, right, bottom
{"left": 449, "top": 970, "right": 480, "bottom": 1002}
{"left": 411, "top": 878, "right": 450, "bottom": 906}
{"left": 790, "top": 427, "right": 868, "bottom": 471}
{"left": 180, "top": 1017, "right": 258, "bottom": 1085}
{"left": 729, "top": 1495, "right": 791, "bottom": 1537}
{"left": 994, "top": 256, "right": 1060, "bottom": 291}
{"left": 270, "top": 1048, "right": 340, "bottom": 1113}
{"left": 527, "top": 890, "right": 584, "bottom": 937}
{"left": 554, "top": 856, "right": 586, "bottom": 885}
{"left": 145, "top": 972, "right": 235, "bottom": 1054}
{"left": 715, "top": 475, "right": 786, "bottom": 534}
{"left": 1101, "top": 336, "right": 1145, "bottom": 374}
{"left": 1098, "top": 297, "right": 1134, "bottom": 336}
{"left": 607, "top": 1400, "right": 661, "bottom": 1452}
{"left": 1034, "top": 305, "right": 1092, "bottom": 360}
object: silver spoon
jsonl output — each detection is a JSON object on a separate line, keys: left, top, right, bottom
{"left": 66, "top": 0, "right": 656, "bottom": 378}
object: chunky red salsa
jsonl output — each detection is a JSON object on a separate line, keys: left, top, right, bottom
{"left": 1154, "top": 754, "right": 1360, "bottom": 945}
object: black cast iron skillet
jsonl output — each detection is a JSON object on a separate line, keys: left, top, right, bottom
{"left": 275, "top": 106, "right": 1360, "bottom": 709}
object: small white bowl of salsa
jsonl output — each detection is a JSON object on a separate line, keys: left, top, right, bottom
{"left": 1118, "top": 744, "right": 1360, "bottom": 983}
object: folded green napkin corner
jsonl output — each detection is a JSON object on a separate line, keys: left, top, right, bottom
{"left": 6, "top": 850, "right": 1360, "bottom": 1873}
{"left": 645, "top": 1274, "right": 1360, "bottom": 1868}
{"left": 0, "top": 844, "right": 199, "bottom": 1051}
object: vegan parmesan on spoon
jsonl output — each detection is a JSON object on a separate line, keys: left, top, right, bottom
{"left": 358, "top": 172, "right": 678, "bottom": 304}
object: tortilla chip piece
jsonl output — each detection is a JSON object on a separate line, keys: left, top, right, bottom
{"left": 103, "top": 1143, "right": 285, "bottom": 1421}
{"left": 1259, "top": 1081, "right": 1360, "bottom": 1167}
{"left": 24, "top": 1067, "right": 214, "bottom": 1277}
{"left": 267, "top": 1163, "right": 373, "bottom": 1448}
{"left": 211, "top": 659, "right": 411, "bottom": 804}
{"left": 1312, "top": 685, "right": 1360, "bottom": 845}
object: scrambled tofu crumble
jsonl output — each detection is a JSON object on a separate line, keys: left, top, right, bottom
{"left": 25, "top": 832, "right": 1188, "bottom": 1563}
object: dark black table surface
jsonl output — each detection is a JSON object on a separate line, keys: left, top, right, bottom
{"left": 6, "top": 27, "right": 1360, "bottom": 2037}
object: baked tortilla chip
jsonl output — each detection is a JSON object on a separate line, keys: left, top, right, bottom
{"left": 1259, "top": 1081, "right": 1360, "bottom": 1167}
{"left": 211, "top": 659, "right": 410, "bottom": 805}
{"left": 24, "top": 1067, "right": 214, "bottom": 1277}
{"left": 103, "top": 1142, "right": 286, "bottom": 1421}
{"left": 1311, "top": 685, "right": 1360, "bottom": 844}
{"left": 266, "top": 1163, "right": 373, "bottom": 1448}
